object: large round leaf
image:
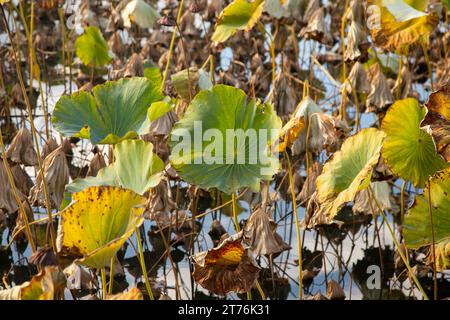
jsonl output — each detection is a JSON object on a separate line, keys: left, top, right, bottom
{"left": 169, "top": 85, "right": 282, "bottom": 194}
{"left": 67, "top": 140, "right": 164, "bottom": 196}
{"left": 316, "top": 128, "right": 386, "bottom": 219}
{"left": 381, "top": 98, "right": 448, "bottom": 188}
{"left": 59, "top": 186, "right": 145, "bottom": 269}
{"left": 52, "top": 77, "right": 163, "bottom": 145}
{"left": 404, "top": 168, "right": 450, "bottom": 248}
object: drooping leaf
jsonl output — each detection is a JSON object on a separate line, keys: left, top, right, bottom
{"left": 404, "top": 168, "right": 450, "bottom": 248}
{"left": 316, "top": 128, "right": 386, "bottom": 219}
{"left": 381, "top": 98, "right": 448, "bottom": 188}
{"left": 75, "top": 26, "right": 111, "bottom": 68}
{"left": 59, "top": 186, "right": 145, "bottom": 269}
{"left": 169, "top": 85, "right": 282, "bottom": 194}
{"left": 192, "top": 234, "right": 260, "bottom": 296}
{"left": 52, "top": 77, "right": 163, "bottom": 145}
{"left": 106, "top": 287, "right": 143, "bottom": 300}
{"left": 67, "top": 140, "right": 164, "bottom": 196}
{"left": 212, "top": 0, "right": 265, "bottom": 44}
{"left": 422, "top": 83, "right": 450, "bottom": 162}
{"left": 367, "top": 0, "right": 438, "bottom": 51}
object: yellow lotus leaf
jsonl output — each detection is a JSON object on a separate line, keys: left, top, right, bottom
{"left": 192, "top": 234, "right": 260, "bottom": 296}
{"left": 106, "top": 287, "right": 143, "bottom": 300}
{"left": 368, "top": 0, "right": 438, "bottom": 51}
{"left": 316, "top": 128, "right": 386, "bottom": 219}
{"left": 277, "top": 117, "right": 305, "bottom": 152}
{"left": 59, "top": 186, "right": 145, "bottom": 269}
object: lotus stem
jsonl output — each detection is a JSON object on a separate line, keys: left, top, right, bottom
{"left": 421, "top": 42, "right": 434, "bottom": 92}
{"left": 368, "top": 186, "right": 429, "bottom": 300}
{"left": 285, "top": 151, "right": 303, "bottom": 300}
{"left": 135, "top": 227, "right": 155, "bottom": 300}
{"left": 101, "top": 268, "right": 107, "bottom": 299}
{"left": 0, "top": 128, "right": 36, "bottom": 253}
{"left": 231, "top": 192, "right": 240, "bottom": 232}
{"left": 161, "top": 0, "right": 185, "bottom": 90}
{"left": 341, "top": 0, "right": 350, "bottom": 80}
{"left": 427, "top": 177, "right": 438, "bottom": 300}
{"left": 108, "top": 256, "right": 115, "bottom": 295}
{"left": 400, "top": 180, "right": 407, "bottom": 225}
{"left": 0, "top": 4, "right": 56, "bottom": 251}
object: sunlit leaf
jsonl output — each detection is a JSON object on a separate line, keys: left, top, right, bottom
{"left": 52, "top": 77, "right": 163, "bottom": 145}
{"left": 106, "top": 287, "right": 143, "bottom": 300}
{"left": 67, "top": 140, "right": 164, "bottom": 196}
{"left": 316, "top": 128, "right": 386, "bottom": 219}
{"left": 75, "top": 26, "right": 111, "bottom": 68}
{"left": 169, "top": 85, "right": 282, "bottom": 194}
{"left": 368, "top": 0, "right": 438, "bottom": 51}
{"left": 59, "top": 186, "right": 145, "bottom": 269}
{"left": 404, "top": 168, "right": 450, "bottom": 248}
{"left": 381, "top": 98, "right": 448, "bottom": 188}
{"left": 212, "top": 0, "right": 265, "bottom": 44}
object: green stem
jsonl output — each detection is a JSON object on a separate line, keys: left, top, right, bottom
{"left": 108, "top": 256, "right": 115, "bottom": 295}
{"left": 285, "top": 151, "right": 303, "bottom": 300}
{"left": 101, "top": 268, "right": 107, "bottom": 300}
{"left": 161, "top": 0, "right": 185, "bottom": 90}
{"left": 369, "top": 186, "right": 429, "bottom": 300}
{"left": 427, "top": 177, "right": 438, "bottom": 300}
{"left": 135, "top": 227, "right": 155, "bottom": 300}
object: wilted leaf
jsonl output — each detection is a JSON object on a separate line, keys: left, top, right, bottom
{"left": 5, "top": 127, "right": 37, "bottom": 166}
{"left": 381, "top": 98, "right": 448, "bottom": 188}
{"left": 368, "top": 0, "right": 438, "bottom": 51}
{"left": 106, "top": 287, "right": 143, "bottom": 300}
{"left": 242, "top": 206, "right": 290, "bottom": 256}
{"left": 58, "top": 186, "right": 145, "bottom": 269}
{"left": 192, "top": 234, "right": 260, "bottom": 296}
{"left": 30, "top": 145, "right": 70, "bottom": 209}
{"left": 52, "top": 77, "right": 163, "bottom": 145}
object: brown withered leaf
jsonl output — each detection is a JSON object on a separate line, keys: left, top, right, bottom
{"left": 124, "top": 53, "right": 144, "bottom": 78}
{"left": 11, "top": 164, "right": 34, "bottom": 196}
{"left": 345, "top": 20, "right": 369, "bottom": 63}
{"left": 366, "top": 63, "right": 394, "bottom": 113}
{"left": 242, "top": 206, "right": 290, "bottom": 257}
{"left": 30, "top": 145, "right": 70, "bottom": 209}
{"left": 41, "top": 137, "right": 59, "bottom": 160}
{"left": 353, "top": 181, "right": 396, "bottom": 216}
{"left": 345, "top": 61, "right": 371, "bottom": 94}
{"left": 5, "top": 127, "right": 37, "bottom": 166}
{"left": 299, "top": 8, "right": 327, "bottom": 43}
{"left": 298, "top": 161, "right": 322, "bottom": 205}
{"left": 192, "top": 234, "right": 260, "bottom": 296}
{"left": 87, "top": 149, "right": 106, "bottom": 177}
{"left": 422, "top": 83, "right": 450, "bottom": 162}
{"left": 326, "top": 279, "right": 346, "bottom": 300}
{"left": 0, "top": 159, "right": 26, "bottom": 213}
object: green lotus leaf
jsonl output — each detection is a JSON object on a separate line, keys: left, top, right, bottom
{"left": 148, "top": 101, "right": 172, "bottom": 122}
{"left": 169, "top": 85, "right": 282, "bottom": 194}
{"left": 59, "top": 186, "right": 145, "bottom": 269}
{"left": 75, "top": 26, "right": 111, "bottom": 68}
{"left": 404, "top": 168, "right": 450, "bottom": 248}
{"left": 381, "top": 98, "right": 448, "bottom": 188}
{"left": 316, "top": 128, "right": 386, "bottom": 219}
{"left": 212, "top": 0, "right": 265, "bottom": 44}
{"left": 114, "top": 139, "right": 164, "bottom": 194}
{"left": 67, "top": 140, "right": 164, "bottom": 196}
{"left": 52, "top": 77, "right": 163, "bottom": 145}
{"left": 144, "top": 61, "right": 163, "bottom": 90}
